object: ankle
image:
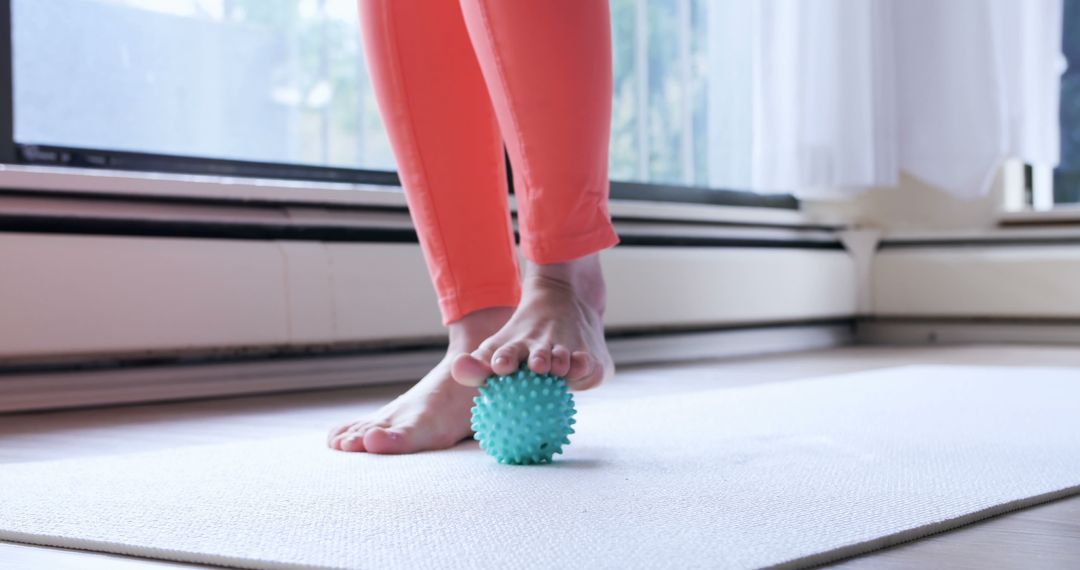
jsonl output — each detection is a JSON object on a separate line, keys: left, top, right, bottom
{"left": 446, "top": 306, "right": 514, "bottom": 352}
{"left": 524, "top": 254, "right": 606, "bottom": 314}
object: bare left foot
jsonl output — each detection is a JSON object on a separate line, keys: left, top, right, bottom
{"left": 327, "top": 307, "right": 513, "bottom": 454}
{"left": 451, "top": 253, "right": 613, "bottom": 390}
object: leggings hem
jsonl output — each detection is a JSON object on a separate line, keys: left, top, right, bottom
{"left": 521, "top": 223, "right": 620, "bottom": 265}
{"left": 439, "top": 282, "right": 522, "bottom": 325}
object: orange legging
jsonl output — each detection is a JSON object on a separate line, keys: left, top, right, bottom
{"left": 358, "top": 0, "right": 620, "bottom": 325}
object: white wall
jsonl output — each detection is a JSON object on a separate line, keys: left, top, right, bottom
{"left": 0, "top": 232, "right": 856, "bottom": 361}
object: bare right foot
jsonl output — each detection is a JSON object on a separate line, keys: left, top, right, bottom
{"left": 451, "top": 253, "right": 613, "bottom": 391}
{"left": 327, "top": 306, "right": 513, "bottom": 454}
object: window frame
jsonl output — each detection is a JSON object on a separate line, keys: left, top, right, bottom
{"left": 0, "top": 0, "right": 797, "bottom": 211}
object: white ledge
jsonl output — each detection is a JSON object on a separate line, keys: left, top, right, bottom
{"left": 0, "top": 164, "right": 830, "bottom": 228}
{"left": 999, "top": 206, "right": 1080, "bottom": 226}
{"left": 0, "top": 164, "right": 409, "bottom": 208}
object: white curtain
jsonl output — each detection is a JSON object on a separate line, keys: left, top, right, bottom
{"left": 705, "top": 0, "right": 1064, "bottom": 199}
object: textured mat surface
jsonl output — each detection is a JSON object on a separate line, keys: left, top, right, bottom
{"left": 1, "top": 365, "right": 1078, "bottom": 570}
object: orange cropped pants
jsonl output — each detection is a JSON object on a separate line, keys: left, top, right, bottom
{"left": 358, "top": 0, "right": 620, "bottom": 324}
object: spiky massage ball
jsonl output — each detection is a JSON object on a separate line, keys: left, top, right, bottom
{"left": 471, "top": 365, "right": 577, "bottom": 465}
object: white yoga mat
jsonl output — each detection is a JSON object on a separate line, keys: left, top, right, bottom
{"left": 1, "top": 365, "right": 1078, "bottom": 569}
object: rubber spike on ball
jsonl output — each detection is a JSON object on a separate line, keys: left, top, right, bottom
{"left": 470, "top": 364, "right": 577, "bottom": 465}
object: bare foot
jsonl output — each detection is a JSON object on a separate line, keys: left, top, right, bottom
{"left": 451, "top": 253, "right": 613, "bottom": 391}
{"left": 327, "top": 306, "right": 513, "bottom": 454}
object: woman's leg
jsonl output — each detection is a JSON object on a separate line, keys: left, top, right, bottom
{"left": 357, "top": 0, "right": 520, "bottom": 323}
{"left": 451, "top": 0, "right": 619, "bottom": 389}
{"left": 329, "top": 0, "right": 520, "bottom": 454}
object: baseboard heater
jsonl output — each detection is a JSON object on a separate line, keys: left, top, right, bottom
{"left": 0, "top": 185, "right": 856, "bottom": 412}
{"left": 0, "top": 320, "right": 853, "bottom": 414}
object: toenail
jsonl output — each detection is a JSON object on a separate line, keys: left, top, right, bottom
{"left": 495, "top": 356, "right": 507, "bottom": 365}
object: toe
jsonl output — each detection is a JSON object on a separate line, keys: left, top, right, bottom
{"left": 329, "top": 421, "right": 366, "bottom": 450}
{"left": 335, "top": 430, "right": 368, "bottom": 452}
{"left": 363, "top": 427, "right": 414, "bottom": 454}
{"left": 528, "top": 344, "right": 552, "bottom": 375}
{"left": 550, "top": 345, "right": 572, "bottom": 377}
{"left": 331, "top": 420, "right": 379, "bottom": 451}
{"left": 566, "top": 351, "right": 603, "bottom": 391}
{"left": 470, "top": 340, "right": 497, "bottom": 366}
{"left": 450, "top": 353, "right": 492, "bottom": 386}
{"left": 491, "top": 341, "right": 527, "bottom": 375}
{"left": 327, "top": 422, "right": 353, "bottom": 447}
{"left": 567, "top": 351, "right": 593, "bottom": 381}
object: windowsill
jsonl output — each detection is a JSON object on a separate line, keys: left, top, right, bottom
{"left": 0, "top": 164, "right": 835, "bottom": 229}
{"left": 879, "top": 224, "right": 1080, "bottom": 247}
{"left": 0, "top": 163, "right": 410, "bottom": 208}
{"left": 999, "top": 205, "right": 1080, "bottom": 227}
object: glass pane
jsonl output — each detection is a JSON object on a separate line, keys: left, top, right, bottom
{"left": 1056, "top": 0, "right": 1080, "bottom": 203}
{"left": 610, "top": 0, "right": 748, "bottom": 189}
{"left": 14, "top": 0, "right": 752, "bottom": 191}
{"left": 13, "top": 0, "right": 396, "bottom": 171}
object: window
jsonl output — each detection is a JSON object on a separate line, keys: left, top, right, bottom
{"left": 13, "top": 0, "right": 394, "bottom": 173}
{"left": 1021, "top": 0, "right": 1080, "bottom": 210}
{"left": 8, "top": 0, "right": 789, "bottom": 206}
{"left": 1055, "top": 0, "right": 1080, "bottom": 205}
{"left": 610, "top": 0, "right": 707, "bottom": 187}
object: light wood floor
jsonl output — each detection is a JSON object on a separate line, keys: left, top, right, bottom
{"left": 1, "top": 345, "right": 1079, "bottom": 569}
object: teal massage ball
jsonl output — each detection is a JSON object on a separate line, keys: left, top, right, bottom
{"left": 470, "top": 365, "right": 577, "bottom": 465}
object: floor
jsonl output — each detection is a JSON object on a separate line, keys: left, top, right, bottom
{"left": 1, "top": 345, "right": 1078, "bottom": 569}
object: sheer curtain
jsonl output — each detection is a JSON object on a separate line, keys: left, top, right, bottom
{"left": 704, "top": 0, "right": 1063, "bottom": 199}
